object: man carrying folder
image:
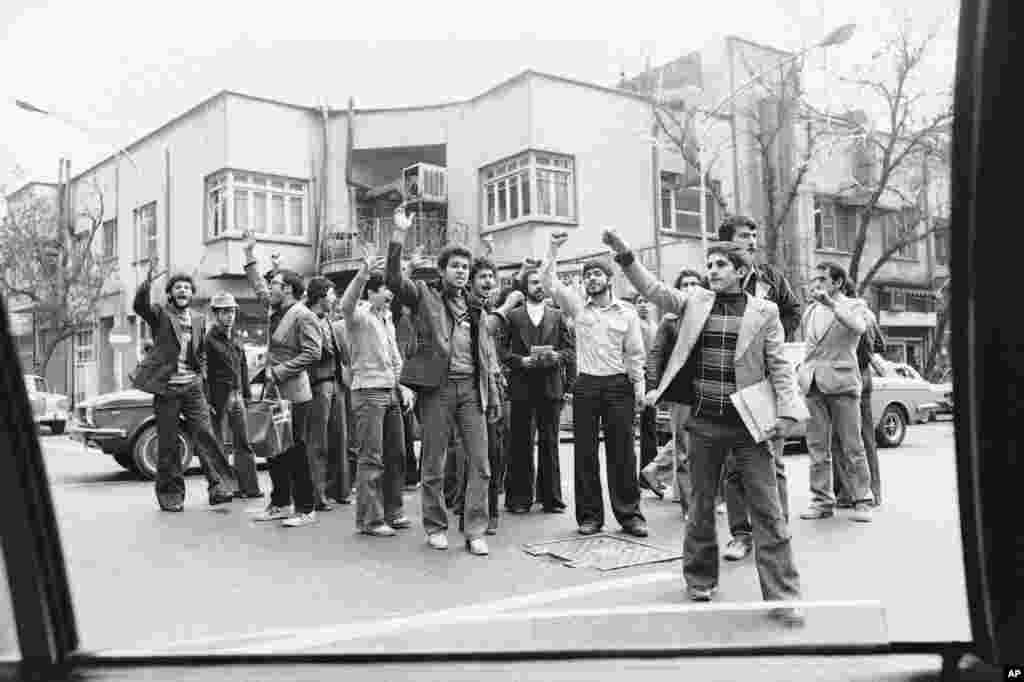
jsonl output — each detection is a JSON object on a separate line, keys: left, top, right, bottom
{"left": 604, "top": 230, "right": 805, "bottom": 626}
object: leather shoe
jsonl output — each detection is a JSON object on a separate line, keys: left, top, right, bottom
{"left": 388, "top": 516, "right": 413, "bottom": 529}
{"left": 769, "top": 606, "right": 806, "bottom": 627}
{"left": 427, "top": 532, "right": 449, "bottom": 550}
{"left": 159, "top": 503, "right": 184, "bottom": 512}
{"left": 507, "top": 505, "right": 531, "bottom": 514}
{"left": 621, "top": 522, "right": 649, "bottom": 538}
{"left": 578, "top": 522, "right": 601, "bottom": 535}
{"left": 686, "top": 585, "right": 716, "bottom": 602}
{"left": 486, "top": 517, "right": 499, "bottom": 535}
{"left": 542, "top": 506, "right": 566, "bottom": 514}
{"left": 314, "top": 502, "right": 334, "bottom": 512}
{"left": 209, "top": 492, "right": 234, "bottom": 506}
{"left": 360, "top": 523, "right": 396, "bottom": 537}
{"left": 799, "top": 507, "right": 834, "bottom": 520}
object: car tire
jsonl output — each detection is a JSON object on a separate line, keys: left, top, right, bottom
{"left": 49, "top": 420, "right": 66, "bottom": 435}
{"left": 876, "top": 404, "right": 907, "bottom": 448}
{"left": 131, "top": 424, "right": 194, "bottom": 481}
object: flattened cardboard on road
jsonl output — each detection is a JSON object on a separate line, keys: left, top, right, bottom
{"left": 523, "top": 533, "right": 682, "bottom": 571}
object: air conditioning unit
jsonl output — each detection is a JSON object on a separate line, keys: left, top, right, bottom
{"left": 402, "top": 163, "right": 447, "bottom": 204}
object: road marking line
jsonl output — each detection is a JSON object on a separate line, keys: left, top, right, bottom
{"left": 95, "top": 570, "right": 679, "bottom": 656}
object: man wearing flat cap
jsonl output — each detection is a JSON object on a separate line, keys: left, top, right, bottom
{"left": 204, "top": 292, "right": 262, "bottom": 498}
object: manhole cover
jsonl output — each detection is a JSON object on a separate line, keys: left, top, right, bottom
{"left": 522, "top": 533, "right": 681, "bottom": 571}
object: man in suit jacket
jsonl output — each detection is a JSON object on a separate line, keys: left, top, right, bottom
{"left": 130, "top": 257, "right": 238, "bottom": 511}
{"left": 501, "top": 266, "right": 576, "bottom": 515}
{"left": 243, "top": 233, "right": 324, "bottom": 528}
{"left": 606, "top": 230, "right": 804, "bottom": 624}
{"left": 386, "top": 206, "right": 503, "bottom": 556}
{"left": 798, "top": 262, "right": 877, "bottom": 523}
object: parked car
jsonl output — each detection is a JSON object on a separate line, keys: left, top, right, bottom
{"left": 68, "top": 345, "right": 268, "bottom": 479}
{"left": 931, "top": 368, "right": 954, "bottom": 416}
{"left": 24, "top": 374, "right": 71, "bottom": 434}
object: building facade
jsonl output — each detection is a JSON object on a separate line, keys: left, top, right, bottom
{"left": 4, "top": 37, "right": 950, "bottom": 401}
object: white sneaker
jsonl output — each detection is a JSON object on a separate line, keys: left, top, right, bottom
{"left": 252, "top": 505, "right": 292, "bottom": 522}
{"left": 282, "top": 511, "right": 318, "bottom": 528}
{"left": 427, "top": 532, "right": 449, "bottom": 550}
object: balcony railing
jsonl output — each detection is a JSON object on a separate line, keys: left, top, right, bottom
{"left": 320, "top": 217, "right": 471, "bottom": 272}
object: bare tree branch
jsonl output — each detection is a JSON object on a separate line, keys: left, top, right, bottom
{"left": 856, "top": 220, "right": 949, "bottom": 295}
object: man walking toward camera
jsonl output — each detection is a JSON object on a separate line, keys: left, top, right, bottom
{"left": 204, "top": 293, "right": 262, "bottom": 499}
{"left": 243, "top": 232, "right": 323, "bottom": 528}
{"left": 540, "top": 231, "right": 648, "bottom": 538}
{"left": 606, "top": 230, "right": 803, "bottom": 625}
{"left": 131, "top": 257, "right": 238, "bottom": 511}
{"left": 799, "top": 262, "right": 876, "bottom": 523}
{"left": 386, "top": 206, "right": 503, "bottom": 556}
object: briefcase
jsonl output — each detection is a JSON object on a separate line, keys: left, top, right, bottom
{"left": 248, "top": 382, "right": 293, "bottom": 460}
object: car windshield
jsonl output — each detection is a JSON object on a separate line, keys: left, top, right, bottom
{"left": 1, "top": 0, "right": 964, "bottom": 666}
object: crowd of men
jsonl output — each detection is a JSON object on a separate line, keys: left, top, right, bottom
{"left": 129, "top": 205, "right": 886, "bottom": 623}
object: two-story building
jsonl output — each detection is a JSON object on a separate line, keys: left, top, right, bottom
{"left": 5, "top": 36, "right": 950, "bottom": 401}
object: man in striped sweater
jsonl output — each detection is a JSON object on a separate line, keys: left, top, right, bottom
{"left": 606, "top": 231, "right": 804, "bottom": 626}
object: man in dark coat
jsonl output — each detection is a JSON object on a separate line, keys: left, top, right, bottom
{"left": 130, "top": 257, "right": 238, "bottom": 511}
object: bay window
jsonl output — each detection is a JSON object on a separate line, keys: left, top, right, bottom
{"left": 481, "top": 151, "right": 574, "bottom": 228}
{"left": 205, "top": 171, "right": 308, "bottom": 240}
{"left": 659, "top": 172, "right": 713, "bottom": 234}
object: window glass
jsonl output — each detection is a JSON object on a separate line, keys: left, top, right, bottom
{"left": 252, "top": 192, "right": 267, "bottom": 233}
{"left": 289, "top": 197, "right": 303, "bottom": 236}
{"left": 234, "top": 190, "right": 249, "bottom": 231}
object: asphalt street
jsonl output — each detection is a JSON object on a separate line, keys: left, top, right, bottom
{"left": 38, "top": 417, "right": 968, "bottom": 655}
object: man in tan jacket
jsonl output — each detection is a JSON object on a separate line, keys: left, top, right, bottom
{"left": 605, "top": 229, "right": 804, "bottom": 626}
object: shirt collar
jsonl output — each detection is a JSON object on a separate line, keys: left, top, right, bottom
{"left": 585, "top": 296, "right": 622, "bottom": 310}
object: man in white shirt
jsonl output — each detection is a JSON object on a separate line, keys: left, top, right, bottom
{"left": 541, "top": 231, "right": 648, "bottom": 537}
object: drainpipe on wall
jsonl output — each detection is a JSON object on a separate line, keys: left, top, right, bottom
{"left": 346, "top": 97, "right": 356, "bottom": 242}
{"left": 314, "top": 102, "right": 329, "bottom": 275}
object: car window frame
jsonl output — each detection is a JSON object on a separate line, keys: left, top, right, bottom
{"left": 0, "top": 0, "right": 1020, "bottom": 676}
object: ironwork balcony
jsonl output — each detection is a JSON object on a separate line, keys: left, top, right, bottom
{"left": 320, "top": 216, "right": 470, "bottom": 275}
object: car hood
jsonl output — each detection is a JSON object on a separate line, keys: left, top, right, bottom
{"left": 80, "top": 389, "right": 151, "bottom": 410}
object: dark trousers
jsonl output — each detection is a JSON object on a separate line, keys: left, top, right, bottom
{"left": 403, "top": 409, "right": 419, "bottom": 485}
{"left": 308, "top": 380, "right": 345, "bottom": 507}
{"left": 639, "top": 405, "right": 658, "bottom": 469}
{"left": 833, "top": 389, "right": 880, "bottom": 504}
{"left": 267, "top": 399, "right": 315, "bottom": 514}
{"left": 351, "top": 387, "right": 406, "bottom": 529}
{"left": 572, "top": 374, "right": 644, "bottom": 529}
{"left": 325, "top": 386, "right": 350, "bottom": 502}
{"left": 154, "top": 379, "right": 237, "bottom": 507}
{"left": 209, "top": 388, "right": 260, "bottom": 496}
{"left": 685, "top": 415, "right": 801, "bottom": 601}
{"left": 506, "top": 397, "right": 564, "bottom": 510}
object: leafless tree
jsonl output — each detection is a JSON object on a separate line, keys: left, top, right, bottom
{"left": 0, "top": 179, "right": 117, "bottom": 376}
{"left": 836, "top": 24, "right": 954, "bottom": 295}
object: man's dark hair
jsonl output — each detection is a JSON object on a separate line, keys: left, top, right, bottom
{"left": 518, "top": 267, "right": 541, "bottom": 291}
{"left": 469, "top": 257, "right": 496, "bottom": 282}
{"left": 165, "top": 272, "right": 196, "bottom": 296}
{"left": 438, "top": 244, "right": 474, "bottom": 271}
{"left": 277, "top": 269, "right": 305, "bottom": 300}
{"left": 817, "top": 261, "right": 850, "bottom": 289}
{"left": 363, "top": 272, "right": 387, "bottom": 299}
{"left": 305, "top": 276, "right": 334, "bottom": 306}
{"left": 717, "top": 215, "right": 759, "bottom": 242}
{"left": 706, "top": 241, "right": 753, "bottom": 273}
{"left": 672, "top": 268, "right": 703, "bottom": 290}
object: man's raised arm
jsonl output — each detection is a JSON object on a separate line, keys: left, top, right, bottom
{"left": 539, "top": 232, "right": 583, "bottom": 320}
{"left": 386, "top": 205, "right": 421, "bottom": 309}
{"left": 133, "top": 256, "right": 160, "bottom": 331}
{"left": 340, "top": 239, "right": 383, "bottom": 321}
{"left": 241, "top": 230, "right": 272, "bottom": 309}
{"left": 602, "top": 228, "right": 691, "bottom": 315}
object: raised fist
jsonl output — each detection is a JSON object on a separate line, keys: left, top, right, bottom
{"left": 393, "top": 204, "right": 415, "bottom": 232}
{"left": 601, "top": 228, "right": 629, "bottom": 254}
{"left": 550, "top": 231, "right": 569, "bottom": 250}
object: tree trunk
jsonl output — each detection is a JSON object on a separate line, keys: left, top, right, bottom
{"left": 924, "top": 289, "right": 952, "bottom": 379}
